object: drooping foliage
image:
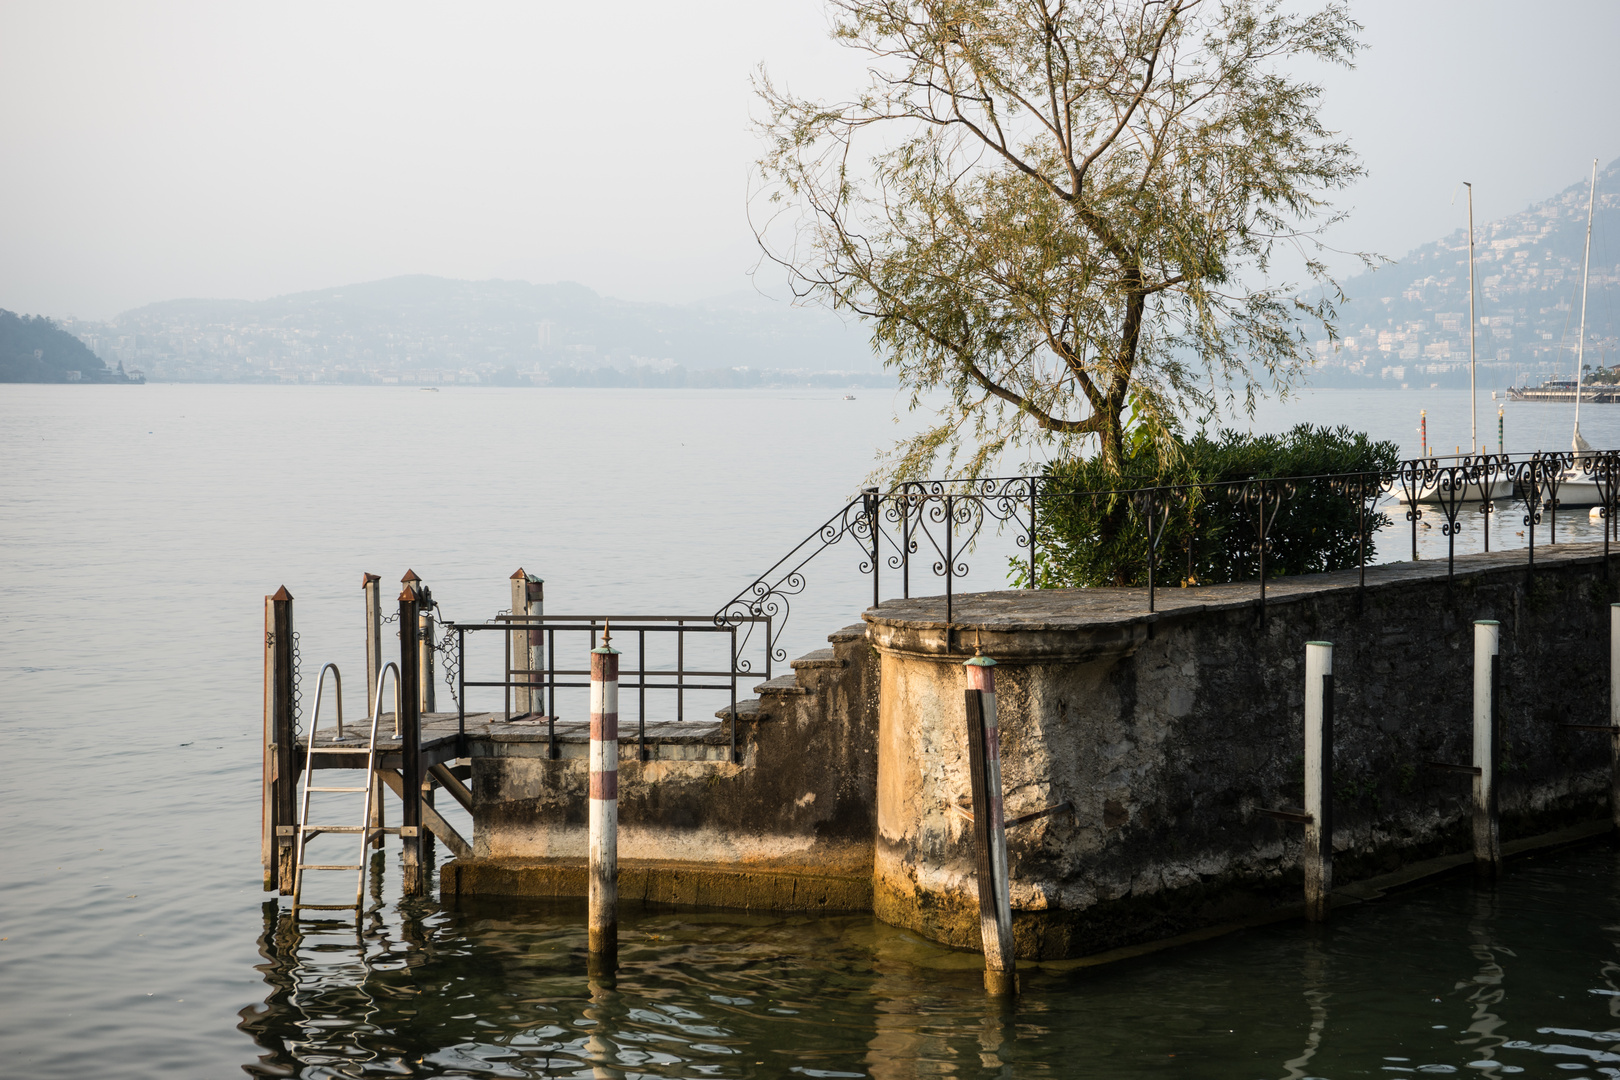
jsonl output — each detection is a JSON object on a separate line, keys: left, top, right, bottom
{"left": 756, "top": 0, "right": 1371, "bottom": 479}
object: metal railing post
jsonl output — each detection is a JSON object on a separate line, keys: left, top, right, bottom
{"left": 864, "top": 487, "right": 880, "bottom": 609}
{"left": 1029, "top": 480, "right": 1038, "bottom": 588}
{"left": 638, "top": 629, "right": 647, "bottom": 762}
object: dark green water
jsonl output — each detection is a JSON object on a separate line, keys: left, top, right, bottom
{"left": 240, "top": 844, "right": 1620, "bottom": 1079}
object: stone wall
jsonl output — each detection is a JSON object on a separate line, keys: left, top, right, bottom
{"left": 865, "top": 544, "right": 1617, "bottom": 959}
{"left": 443, "top": 625, "right": 883, "bottom": 910}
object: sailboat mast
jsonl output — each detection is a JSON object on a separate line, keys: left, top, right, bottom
{"left": 1575, "top": 159, "right": 1597, "bottom": 435}
{"left": 1466, "top": 182, "right": 1477, "bottom": 453}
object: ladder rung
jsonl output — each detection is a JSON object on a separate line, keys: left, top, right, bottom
{"left": 305, "top": 825, "right": 367, "bottom": 833}
{"left": 294, "top": 903, "right": 360, "bottom": 911}
{"left": 298, "top": 864, "right": 363, "bottom": 871}
{"left": 308, "top": 747, "right": 371, "bottom": 755}
{"left": 307, "top": 785, "right": 368, "bottom": 792}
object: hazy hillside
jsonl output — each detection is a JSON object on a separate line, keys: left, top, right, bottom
{"left": 58, "top": 276, "right": 886, "bottom": 385}
{"left": 0, "top": 309, "right": 117, "bottom": 383}
{"left": 1312, "top": 158, "right": 1620, "bottom": 390}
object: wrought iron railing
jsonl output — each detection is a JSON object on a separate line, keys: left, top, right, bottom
{"left": 448, "top": 614, "right": 770, "bottom": 764}
{"left": 716, "top": 450, "right": 1620, "bottom": 666}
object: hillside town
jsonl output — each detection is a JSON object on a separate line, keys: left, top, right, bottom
{"left": 1312, "top": 161, "right": 1620, "bottom": 390}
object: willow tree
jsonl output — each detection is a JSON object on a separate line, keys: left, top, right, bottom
{"left": 755, "top": 0, "right": 1368, "bottom": 478}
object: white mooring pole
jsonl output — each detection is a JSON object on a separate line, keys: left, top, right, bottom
{"left": 1303, "top": 641, "right": 1334, "bottom": 922}
{"left": 588, "top": 627, "right": 620, "bottom": 972}
{"left": 1473, "top": 620, "right": 1502, "bottom": 876}
{"left": 964, "top": 651, "right": 1016, "bottom": 994}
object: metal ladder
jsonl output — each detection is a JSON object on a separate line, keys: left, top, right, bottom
{"left": 291, "top": 662, "right": 397, "bottom": 916}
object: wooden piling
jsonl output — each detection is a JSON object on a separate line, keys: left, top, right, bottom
{"left": 1303, "top": 641, "right": 1333, "bottom": 922}
{"left": 964, "top": 653, "right": 1016, "bottom": 994}
{"left": 510, "top": 569, "right": 543, "bottom": 715}
{"left": 262, "top": 588, "right": 297, "bottom": 891}
{"left": 398, "top": 575, "right": 425, "bottom": 897}
{"left": 363, "top": 573, "right": 382, "bottom": 714}
{"left": 265, "top": 587, "right": 299, "bottom": 894}
{"left": 419, "top": 602, "right": 436, "bottom": 715}
{"left": 1473, "top": 620, "right": 1502, "bottom": 876}
{"left": 588, "top": 629, "right": 620, "bottom": 969}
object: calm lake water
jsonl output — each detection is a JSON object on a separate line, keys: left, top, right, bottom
{"left": 4, "top": 383, "right": 1620, "bottom": 1079}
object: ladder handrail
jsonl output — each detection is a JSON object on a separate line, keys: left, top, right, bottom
{"left": 314, "top": 662, "right": 343, "bottom": 736}
{"left": 353, "top": 663, "right": 398, "bottom": 911}
{"left": 292, "top": 662, "right": 349, "bottom": 909}
{"left": 291, "top": 662, "right": 400, "bottom": 916}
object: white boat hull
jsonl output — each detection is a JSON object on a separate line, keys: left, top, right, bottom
{"left": 1401, "top": 476, "right": 1514, "bottom": 504}
{"left": 1545, "top": 475, "right": 1607, "bottom": 508}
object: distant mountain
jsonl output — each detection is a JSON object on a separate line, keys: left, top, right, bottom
{"left": 56, "top": 276, "right": 886, "bottom": 385}
{"left": 0, "top": 309, "right": 133, "bottom": 383}
{"left": 1310, "top": 158, "right": 1620, "bottom": 390}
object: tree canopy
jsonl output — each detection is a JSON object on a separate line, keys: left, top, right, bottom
{"left": 755, "top": 0, "right": 1369, "bottom": 478}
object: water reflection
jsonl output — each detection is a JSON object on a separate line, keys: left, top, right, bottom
{"left": 1278, "top": 935, "right": 1329, "bottom": 1080}
{"left": 237, "top": 844, "right": 1620, "bottom": 1079}
{"left": 1458, "top": 890, "right": 1510, "bottom": 1076}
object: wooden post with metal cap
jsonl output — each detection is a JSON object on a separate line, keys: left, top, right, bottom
{"left": 588, "top": 623, "right": 620, "bottom": 971}
{"left": 964, "top": 648, "right": 1016, "bottom": 994}
{"left": 510, "top": 568, "right": 544, "bottom": 715}
{"left": 418, "top": 578, "right": 436, "bottom": 715}
{"left": 1473, "top": 620, "right": 1502, "bottom": 876}
{"left": 398, "top": 573, "right": 425, "bottom": 896}
{"left": 1303, "top": 641, "right": 1334, "bottom": 921}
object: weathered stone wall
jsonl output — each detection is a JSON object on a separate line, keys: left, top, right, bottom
{"left": 866, "top": 544, "right": 1616, "bottom": 959}
{"left": 444, "top": 625, "right": 882, "bottom": 909}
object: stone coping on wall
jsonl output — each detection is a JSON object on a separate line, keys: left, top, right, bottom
{"left": 862, "top": 541, "right": 1615, "bottom": 660}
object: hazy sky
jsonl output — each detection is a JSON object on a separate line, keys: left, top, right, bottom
{"left": 2, "top": 1, "right": 1618, "bottom": 321}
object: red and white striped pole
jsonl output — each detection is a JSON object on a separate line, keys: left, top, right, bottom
{"left": 964, "top": 651, "right": 1016, "bottom": 994}
{"left": 588, "top": 626, "right": 620, "bottom": 970}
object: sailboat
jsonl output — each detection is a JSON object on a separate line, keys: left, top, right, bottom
{"left": 1405, "top": 181, "right": 1512, "bottom": 504}
{"left": 1545, "top": 160, "right": 1605, "bottom": 508}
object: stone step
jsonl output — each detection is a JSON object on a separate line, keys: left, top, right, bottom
{"left": 753, "top": 674, "right": 809, "bottom": 696}
{"left": 715, "top": 697, "right": 768, "bottom": 723}
{"left": 791, "top": 648, "right": 847, "bottom": 670}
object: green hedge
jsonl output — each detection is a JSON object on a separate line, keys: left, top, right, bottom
{"left": 1013, "top": 425, "right": 1401, "bottom": 588}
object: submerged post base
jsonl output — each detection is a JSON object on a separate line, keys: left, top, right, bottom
{"left": 983, "top": 968, "right": 1018, "bottom": 996}
{"left": 587, "top": 941, "right": 617, "bottom": 978}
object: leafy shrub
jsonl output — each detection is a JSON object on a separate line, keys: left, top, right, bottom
{"left": 1013, "top": 425, "right": 1401, "bottom": 588}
